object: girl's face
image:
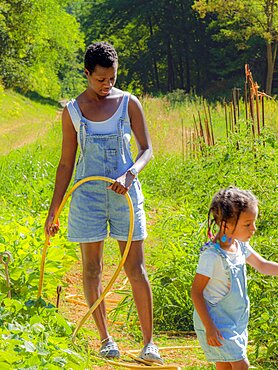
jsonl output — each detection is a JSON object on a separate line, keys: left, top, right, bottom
{"left": 85, "top": 63, "right": 117, "bottom": 96}
{"left": 225, "top": 205, "right": 258, "bottom": 242}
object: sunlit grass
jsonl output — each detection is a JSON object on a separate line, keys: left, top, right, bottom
{"left": 0, "top": 90, "right": 277, "bottom": 369}
{"left": 0, "top": 89, "right": 58, "bottom": 155}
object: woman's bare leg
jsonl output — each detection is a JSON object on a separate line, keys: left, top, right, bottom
{"left": 80, "top": 241, "right": 109, "bottom": 341}
{"left": 231, "top": 359, "right": 249, "bottom": 370}
{"left": 216, "top": 362, "right": 232, "bottom": 370}
{"left": 216, "top": 359, "right": 249, "bottom": 370}
{"left": 118, "top": 240, "right": 153, "bottom": 345}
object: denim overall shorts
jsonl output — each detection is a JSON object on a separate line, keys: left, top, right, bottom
{"left": 65, "top": 92, "right": 147, "bottom": 243}
{"left": 193, "top": 242, "right": 249, "bottom": 362}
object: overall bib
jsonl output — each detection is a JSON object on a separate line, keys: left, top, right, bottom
{"left": 194, "top": 242, "right": 249, "bottom": 362}
{"left": 66, "top": 92, "right": 147, "bottom": 243}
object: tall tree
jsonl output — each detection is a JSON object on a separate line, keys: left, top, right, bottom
{"left": 79, "top": 0, "right": 214, "bottom": 94}
{"left": 0, "top": 0, "right": 84, "bottom": 98}
{"left": 193, "top": 0, "right": 278, "bottom": 94}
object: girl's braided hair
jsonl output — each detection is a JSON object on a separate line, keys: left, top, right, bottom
{"left": 208, "top": 186, "right": 258, "bottom": 236}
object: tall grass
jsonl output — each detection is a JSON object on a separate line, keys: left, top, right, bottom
{"left": 0, "top": 91, "right": 277, "bottom": 368}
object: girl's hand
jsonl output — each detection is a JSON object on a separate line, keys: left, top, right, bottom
{"left": 107, "top": 171, "right": 135, "bottom": 195}
{"left": 45, "top": 214, "right": 60, "bottom": 237}
{"left": 206, "top": 324, "right": 224, "bottom": 347}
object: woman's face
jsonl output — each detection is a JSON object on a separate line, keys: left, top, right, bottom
{"left": 85, "top": 63, "right": 117, "bottom": 96}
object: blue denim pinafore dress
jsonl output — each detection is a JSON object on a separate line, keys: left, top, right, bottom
{"left": 193, "top": 242, "right": 249, "bottom": 362}
{"left": 65, "top": 92, "right": 147, "bottom": 243}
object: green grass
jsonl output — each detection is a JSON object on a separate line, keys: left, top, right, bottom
{"left": 0, "top": 89, "right": 58, "bottom": 155}
{"left": 0, "top": 90, "right": 277, "bottom": 369}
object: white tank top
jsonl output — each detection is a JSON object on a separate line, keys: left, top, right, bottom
{"left": 72, "top": 92, "right": 130, "bottom": 135}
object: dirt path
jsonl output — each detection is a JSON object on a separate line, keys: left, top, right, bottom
{"left": 0, "top": 107, "right": 62, "bottom": 156}
{"left": 57, "top": 255, "right": 208, "bottom": 370}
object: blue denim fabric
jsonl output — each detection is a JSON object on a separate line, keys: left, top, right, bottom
{"left": 66, "top": 93, "right": 147, "bottom": 242}
{"left": 193, "top": 241, "right": 249, "bottom": 362}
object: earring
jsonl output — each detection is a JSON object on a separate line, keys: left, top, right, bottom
{"left": 221, "top": 234, "right": 227, "bottom": 242}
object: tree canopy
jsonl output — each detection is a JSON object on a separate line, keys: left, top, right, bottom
{"left": 193, "top": 0, "right": 278, "bottom": 94}
{"left": 0, "top": 0, "right": 84, "bottom": 99}
{"left": 0, "top": 0, "right": 276, "bottom": 99}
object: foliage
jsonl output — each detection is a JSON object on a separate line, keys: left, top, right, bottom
{"left": 140, "top": 131, "right": 278, "bottom": 367}
{"left": 75, "top": 0, "right": 255, "bottom": 96}
{"left": 193, "top": 0, "right": 278, "bottom": 93}
{"left": 0, "top": 0, "right": 85, "bottom": 99}
{"left": 1, "top": 0, "right": 276, "bottom": 98}
{"left": 0, "top": 91, "right": 277, "bottom": 368}
{"left": 0, "top": 127, "right": 96, "bottom": 368}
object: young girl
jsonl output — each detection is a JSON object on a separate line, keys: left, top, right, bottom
{"left": 191, "top": 186, "right": 278, "bottom": 370}
{"left": 45, "top": 42, "right": 163, "bottom": 364}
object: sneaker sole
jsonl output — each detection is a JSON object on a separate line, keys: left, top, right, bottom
{"left": 127, "top": 352, "right": 164, "bottom": 366}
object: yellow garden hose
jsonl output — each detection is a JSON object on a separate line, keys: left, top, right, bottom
{"left": 37, "top": 176, "right": 194, "bottom": 369}
{"left": 37, "top": 176, "right": 134, "bottom": 342}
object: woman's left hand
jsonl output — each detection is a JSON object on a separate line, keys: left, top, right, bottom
{"left": 107, "top": 171, "right": 135, "bottom": 194}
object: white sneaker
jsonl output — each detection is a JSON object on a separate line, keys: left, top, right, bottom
{"left": 99, "top": 337, "right": 120, "bottom": 358}
{"left": 139, "top": 343, "right": 163, "bottom": 364}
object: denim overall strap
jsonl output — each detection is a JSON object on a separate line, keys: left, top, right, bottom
{"left": 213, "top": 243, "right": 241, "bottom": 273}
{"left": 72, "top": 100, "right": 87, "bottom": 159}
{"left": 117, "top": 93, "right": 129, "bottom": 165}
{"left": 66, "top": 99, "right": 86, "bottom": 159}
{"left": 194, "top": 241, "right": 249, "bottom": 361}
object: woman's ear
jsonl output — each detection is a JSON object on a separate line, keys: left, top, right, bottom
{"left": 84, "top": 69, "right": 89, "bottom": 76}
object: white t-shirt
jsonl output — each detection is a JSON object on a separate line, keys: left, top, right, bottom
{"left": 196, "top": 241, "right": 253, "bottom": 304}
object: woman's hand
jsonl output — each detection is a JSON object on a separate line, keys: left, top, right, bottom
{"left": 44, "top": 214, "right": 60, "bottom": 237}
{"left": 107, "top": 171, "right": 135, "bottom": 195}
{"left": 206, "top": 323, "right": 224, "bottom": 347}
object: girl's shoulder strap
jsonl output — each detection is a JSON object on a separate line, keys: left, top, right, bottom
{"left": 200, "top": 241, "right": 228, "bottom": 261}
{"left": 66, "top": 99, "right": 81, "bottom": 132}
{"left": 237, "top": 241, "right": 249, "bottom": 257}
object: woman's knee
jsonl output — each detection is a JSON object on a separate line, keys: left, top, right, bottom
{"left": 83, "top": 261, "right": 103, "bottom": 280}
{"left": 231, "top": 359, "right": 249, "bottom": 370}
{"left": 125, "top": 263, "right": 148, "bottom": 282}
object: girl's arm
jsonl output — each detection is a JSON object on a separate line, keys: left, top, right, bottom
{"left": 109, "top": 94, "right": 153, "bottom": 194}
{"left": 247, "top": 250, "right": 278, "bottom": 275}
{"left": 191, "top": 273, "right": 224, "bottom": 347}
{"left": 45, "top": 107, "right": 78, "bottom": 236}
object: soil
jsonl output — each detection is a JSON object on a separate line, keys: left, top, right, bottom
{"left": 56, "top": 258, "right": 208, "bottom": 370}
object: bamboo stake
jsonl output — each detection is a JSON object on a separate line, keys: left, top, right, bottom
{"left": 245, "top": 64, "right": 256, "bottom": 138}
{"left": 197, "top": 111, "right": 205, "bottom": 145}
{"left": 207, "top": 105, "right": 215, "bottom": 145}
{"left": 254, "top": 82, "right": 261, "bottom": 136}
{"left": 244, "top": 81, "right": 248, "bottom": 123}
{"left": 236, "top": 88, "right": 240, "bottom": 119}
{"left": 224, "top": 102, "right": 229, "bottom": 140}
{"left": 181, "top": 118, "right": 185, "bottom": 162}
{"left": 203, "top": 102, "right": 211, "bottom": 146}
{"left": 230, "top": 102, "right": 234, "bottom": 133}
{"left": 232, "top": 88, "right": 237, "bottom": 131}
{"left": 193, "top": 114, "right": 203, "bottom": 155}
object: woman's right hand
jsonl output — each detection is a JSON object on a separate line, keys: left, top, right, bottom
{"left": 206, "top": 323, "right": 224, "bottom": 347}
{"left": 44, "top": 214, "right": 60, "bottom": 237}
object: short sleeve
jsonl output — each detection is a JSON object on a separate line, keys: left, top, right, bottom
{"left": 196, "top": 249, "right": 219, "bottom": 278}
{"left": 245, "top": 242, "right": 255, "bottom": 258}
